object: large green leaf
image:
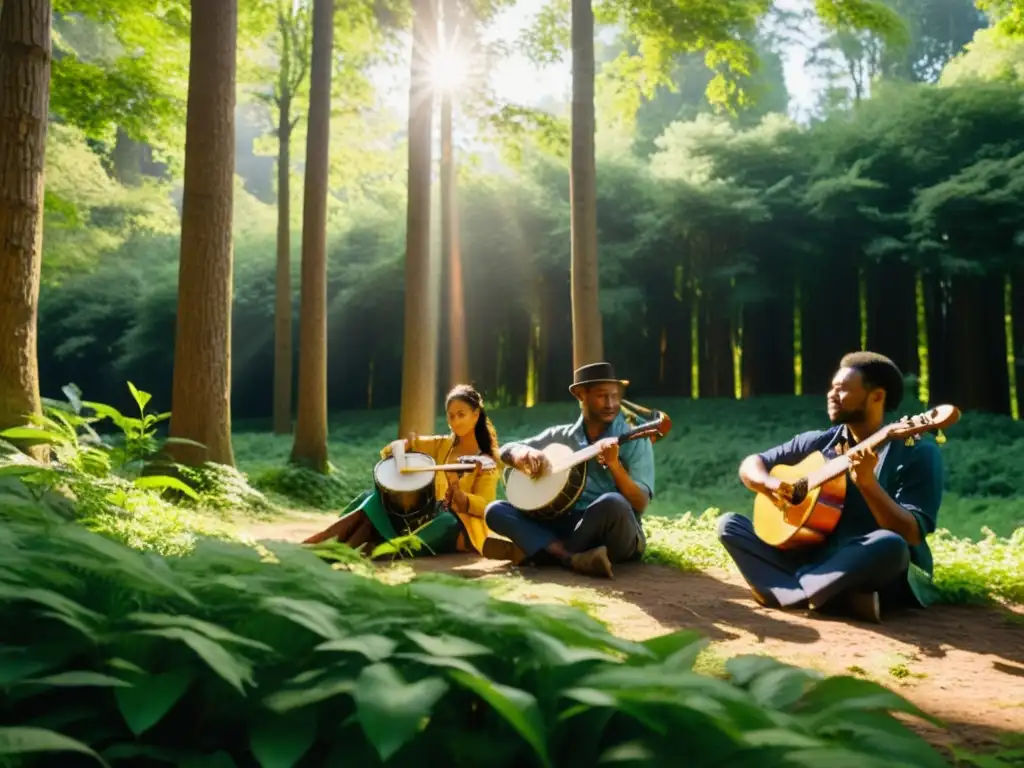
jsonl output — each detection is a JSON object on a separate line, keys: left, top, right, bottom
{"left": 354, "top": 663, "right": 449, "bottom": 761}
{"left": 525, "top": 630, "right": 621, "bottom": 667}
{"left": 263, "top": 677, "right": 356, "bottom": 713}
{"left": 448, "top": 669, "right": 550, "bottom": 768}
{"left": 127, "top": 612, "right": 273, "bottom": 652}
{"left": 134, "top": 475, "right": 200, "bottom": 500}
{"left": 23, "top": 670, "right": 131, "bottom": 688}
{"left": 404, "top": 629, "right": 492, "bottom": 658}
{"left": 0, "top": 727, "right": 109, "bottom": 766}
{"left": 315, "top": 634, "right": 397, "bottom": 661}
{"left": 135, "top": 627, "right": 253, "bottom": 694}
{"left": 798, "top": 676, "right": 941, "bottom": 726}
{"left": 115, "top": 669, "right": 193, "bottom": 735}
{"left": 249, "top": 709, "right": 318, "bottom": 768}
{"left": 747, "top": 667, "right": 819, "bottom": 710}
{"left": 261, "top": 596, "right": 345, "bottom": 640}
{"left": 0, "top": 648, "right": 69, "bottom": 686}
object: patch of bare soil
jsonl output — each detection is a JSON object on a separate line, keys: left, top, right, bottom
{"left": 244, "top": 520, "right": 1024, "bottom": 756}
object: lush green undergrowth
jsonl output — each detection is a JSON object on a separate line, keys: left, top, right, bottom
{"left": 0, "top": 384, "right": 273, "bottom": 555}
{"left": 0, "top": 499, "right": 956, "bottom": 768}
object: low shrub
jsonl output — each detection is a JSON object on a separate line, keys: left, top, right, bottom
{"left": 0, "top": 498, "right": 953, "bottom": 768}
{"left": 0, "top": 383, "right": 272, "bottom": 552}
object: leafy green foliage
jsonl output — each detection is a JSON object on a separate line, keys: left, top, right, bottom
{"left": 50, "top": 4, "right": 190, "bottom": 159}
{"left": 0, "top": 383, "right": 269, "bottom": 554}
{"left": 0, "top": 501, "right": 953, "bottom": 766}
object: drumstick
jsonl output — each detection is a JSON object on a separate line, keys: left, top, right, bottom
{"left": 400, "top": 462, "right": 492, "bottom": 474}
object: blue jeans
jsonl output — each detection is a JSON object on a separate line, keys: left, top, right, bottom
{"left": 485, "top": 492, "right": 645, "bottom": 563}
{"left": 716, "top": 512, "right": 912, "bottom": 609}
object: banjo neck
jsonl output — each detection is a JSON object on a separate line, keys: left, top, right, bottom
{"left": 549, "top": 413, "right": 670, "bottom": 474}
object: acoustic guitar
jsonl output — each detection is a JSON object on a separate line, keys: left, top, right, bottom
{"left": 752, "top": 404, "right": 960, "bottom": 550}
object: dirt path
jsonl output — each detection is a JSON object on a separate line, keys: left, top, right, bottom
{"left": 243, "top": 517, "right": 1024, "bottom": 756}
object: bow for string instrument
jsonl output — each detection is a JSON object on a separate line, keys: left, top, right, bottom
{"left": 751, "top": 404, "right": 961, "bottom": 550}
{"left": 503, "top": 400, "right": 672, "bottom": 521}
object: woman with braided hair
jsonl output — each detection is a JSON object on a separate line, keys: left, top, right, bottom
{"left": 303, "top": 384, "right": 504, "bottom": 557}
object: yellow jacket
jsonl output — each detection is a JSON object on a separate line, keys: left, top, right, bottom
{"left": 380, "top": 434, "right": 499, "bottom": 555}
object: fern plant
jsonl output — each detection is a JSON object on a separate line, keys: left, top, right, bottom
{"left": 0, "top": 382, "right": 198, "bottom": 501}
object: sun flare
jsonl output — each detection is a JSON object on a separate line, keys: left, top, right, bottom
{"left": 429, "top": 48, "right": 469, "bottom": 92}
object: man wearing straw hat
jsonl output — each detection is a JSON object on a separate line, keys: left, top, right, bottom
{"left": 484, "top": 362, "right": 655, "bottom": 579}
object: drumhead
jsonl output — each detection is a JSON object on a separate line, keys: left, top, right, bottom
{"left": 374, "top": 453, "right": 435, "bottom": 493}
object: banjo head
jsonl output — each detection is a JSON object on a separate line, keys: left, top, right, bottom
{"left": 374, "top": 452, "right": 435, "bottom": 492}
{"left": 505, "top": 442, "right": 575, "bottom": 511}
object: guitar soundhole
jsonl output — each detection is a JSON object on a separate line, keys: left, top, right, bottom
{"left": 790, "top": 479, "right": 808, "bottom": 505}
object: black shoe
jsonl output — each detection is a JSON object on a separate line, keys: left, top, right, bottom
{"left": 846, "top": 591, "right": 881, "bottom": 623}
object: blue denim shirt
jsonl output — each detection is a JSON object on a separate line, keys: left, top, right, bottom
{"left": 505, "top": 412, "right": 656, "bottom": 512}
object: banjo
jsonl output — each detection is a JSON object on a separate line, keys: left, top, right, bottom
{"left": 503, "top": 401, "right": 672, "bottom": 520}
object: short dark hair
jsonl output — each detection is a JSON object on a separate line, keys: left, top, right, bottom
{"left": 839, "top": 351, "right": 904, "bottom": 411}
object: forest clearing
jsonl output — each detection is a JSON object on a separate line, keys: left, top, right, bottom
{"left": 2, "top": 0, "right": 1024, "bottom": 765}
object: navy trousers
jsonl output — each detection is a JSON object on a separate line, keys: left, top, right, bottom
{"left": 485, "top": 492, "right": 645, "bottom": 563}
{"left": 716, "top": 512, "right": 912, "bottom": 609}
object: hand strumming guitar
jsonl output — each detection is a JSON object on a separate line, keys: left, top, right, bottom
{"left": 514, "top": 447, "right": 552, "bottom": 478}
{"left": 764, "top": 476, "right": 795, "bottom": 507}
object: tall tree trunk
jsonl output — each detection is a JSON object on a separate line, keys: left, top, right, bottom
{"left": 273, "top": 95, "right": 293, "bottom": 435}
{"left": 272, "top": 97, "right": 292, "bottom": 434}
{"left": 742, "top": 288, "right": 795, "bottom": 397}
{"left": 441, "top": 0, "right": 468, "bottom": 389}
{"left": 167, "top": 0, "right": 237, "bottom": 467}
{"left": 800, "top": 259, "right": 860, "bottom": 395}
{"left": 948, "top": 273, "right": 1010, "bottom": 414}
{"left": 1012, "top": 268, "right": 1024, "bottom": 419}
{"left": 924, "top": 274, "right": 953, "bottom": 406}
{"left": 865, "top": 262, "right": 917, "bottom": 375}
{"left": 569, "top": 0, "right": 602, "bottom": 368}
{"left": 700, "top": 287, "right": 733, "bottom": 399}
{"left": 398, "top": 0, "right": 439, "bottom": 437}
{"left": 0, "top": 0, "right": 50, "bottom": 444}
{"left": 290, "top": 0, "right": 333, "bottom": 470}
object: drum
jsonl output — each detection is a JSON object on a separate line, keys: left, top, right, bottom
{"left": 373, "top": 452, "right": 439, "bottom": 534}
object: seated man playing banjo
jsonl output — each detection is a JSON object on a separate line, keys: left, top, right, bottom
{"left": 717, "top": 351, "right": 945, "bottom": 623}
{"left": 484, "top": 362, "right": 655, "bottom": 579}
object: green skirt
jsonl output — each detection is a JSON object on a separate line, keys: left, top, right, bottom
{"left": 339, "top": 488, "right": 463, "bottom": 557}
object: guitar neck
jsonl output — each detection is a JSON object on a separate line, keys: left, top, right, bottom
{"left": 806, "top": 428, "right": 892, "bottom": 489}
{"left": 548, "top": 422, "right": 656, "bottom": 474}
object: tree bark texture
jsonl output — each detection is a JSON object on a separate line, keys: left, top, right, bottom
{"left": 699, "top": 288, "right": 733, "bottom": 399}
{"left": 440, "top": 22, "right": 468, "bottom": 389}
{"left": 569, "top": 0, "right": 603, "bottom": 369}
{"left": 0, "top": 0, "right": 51, "bottom": 439}
{"left": 273, "top": 97, "right": 292, "bottom": 435}
{"left": 398, "top": 0, "right": 440, "bottom": 437}
{"left": 290, "top": 0, "right": 333, "bottom": 470}
{"left": 168, "top": 0, "right": 238, "bottom": 467}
